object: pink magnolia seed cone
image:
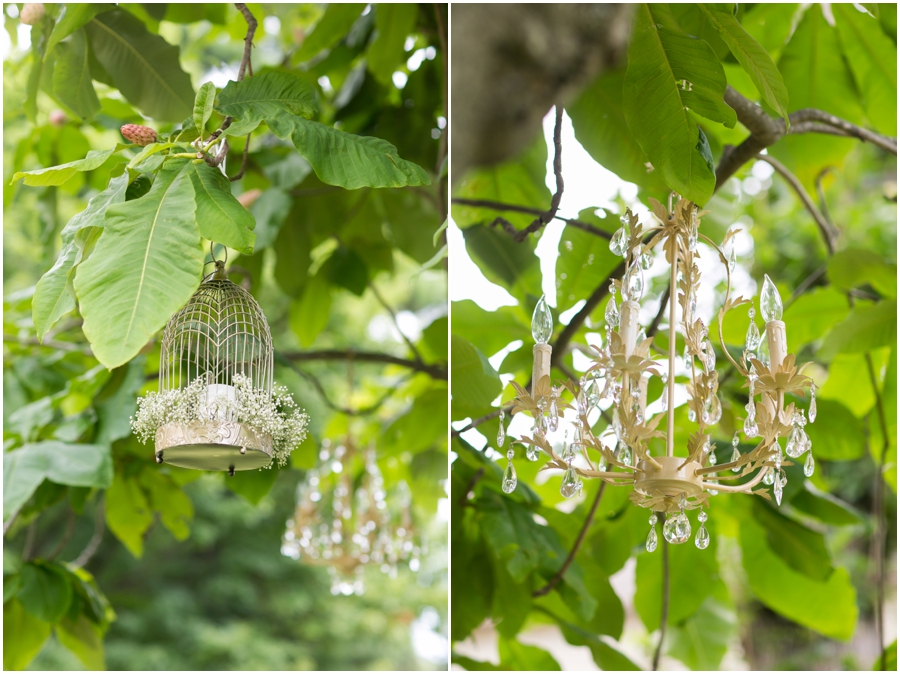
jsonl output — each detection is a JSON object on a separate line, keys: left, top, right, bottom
{"left": 121, "top": 124, "right": 158, "bottom": 146}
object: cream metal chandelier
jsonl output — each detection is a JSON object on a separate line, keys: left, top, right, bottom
{"left": 499, "top": 195, "right": 817, "bottom": 551}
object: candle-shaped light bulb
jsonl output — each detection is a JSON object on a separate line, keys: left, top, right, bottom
{"left": 760, "top": 274, "right": 783, "bottom": 322}
{"left": 532, "top": 294, "right": 553, "bottom": 344}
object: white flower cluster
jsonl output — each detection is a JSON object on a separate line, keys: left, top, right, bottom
{"left": 131, "top": 374, "right": 309, "bottom": 467}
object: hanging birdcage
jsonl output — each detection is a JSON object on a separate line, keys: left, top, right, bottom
{"left": 132, "top": 258, "right": 309, "bottom": 474}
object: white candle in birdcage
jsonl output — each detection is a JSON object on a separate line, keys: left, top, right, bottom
{"left": 206, "top": 383, "right": 236, "bottom": 421}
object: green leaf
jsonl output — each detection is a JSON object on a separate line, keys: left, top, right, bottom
{"left": 543, "top": 610, "right": 641, "bottom": 670}
{"left": 32, "top": 173, "right": 129, "bottom": 340}
{"left": 783, "top": 286, "right": 850, "bottom": 353}
{"left": 368, "top": 4, "right": 418, "bottom": 85}
{"left": 451, "top": 301, "right": 527, "bottom": 358}
{"left": 874, "top": 640, "right": 897, "bottom": 671}
{"left": 383, "top": 388, "right": 449, "bottom": 457}
{"left": 11, "top": 145, "right": 127, "bottom": 186}
{"left": 791, "top": 484, "right": 863, "bottom": 526}
{"left": 820, "top": 352, "right": 880, "bottom": 417}
{"left": 216, "top": 70, "right": 316, "bottom": 133}
{"left": 294, "top": 3, "right": 366, "bottom": 63}
{"left": 740, "top": 503, "right": 858, "bottom": 640}
{"left": 193, "top": 81, "right": 217, "bottom": 132}
{"left": 753, "top": 501, "right": 833, "bottom": 581}
{"left": 250, "top": 188, "right": 293, "bottom": 250}
{"left": 138, "top": 470, "right": 194, "bottom": 539}
{"left": 828, "top": 249, "right": 897, "bottom": 299}
{"left": 819, "top": 300, "right": 896, "bottom": 360}
{"left": 267, "top": 116, "right": 431, "bottom": 189}
{"left": 498, "top": 639, "right": 561, "bottom": 670}
{"left": 75, "top": 159, "right": 204, "bottom": 369}
{"left": 697, "top": 4, "right": 790, "bottom": 122}
{"left": 51, "top": 29, "right": 101, "bottom": 121}
{"left": 667, "top": 595, "right": 736, "bottom": 671}
{"left": 105, "top": 474, "right": 154, "bottom": 558}
{"left": 18, "top": 561, "right": 73, "bottom": 623}
{"left": 771, "top": 6, "right": 864, "bottom": 188}
{"left": 833, "top": 3, "right": 897, "bottom": 136}
{"left": 805, "top": 398, "right": 866, "bottom": 460}
{"left": 56, "top": 613, "right": 105, "bottom": 670}
{"left": 568, "top": 69, "right": 670, "bottom": 195}
{"left": 186, "top": 162, "right": 256, "bottom": 255}
{"left": 84, "top": 9, "right": 195, "bottom": 122}
{"left": 3, "top": 599, "right": 51, "bottom": 670}
{"left": 46, "top": 4, "right": 115, "bottom": 56}
{"left": 290, "top": 271, "right": 332, "bottom": 347}
{"left": 3, "top": 442, "right": 112, "bottom": 519}
{"left": 635, "top": 516, "right": 720, "bottom": 631}
{"left": 324, "top": 246, "right": 368, "bottom": 295}
{"left": 556, "top": 212, "right": 624, "bottom": 313}
{"left": 491, "top": 553, "right": 531, "bottom": 639}
{"left": 462, "top": 224, "right": 540, "bottom": 294}
{"left": 224, "top": 467, "right": 280, "bottom": 505}
{"left": 623, "top": 4, "right": 736, "bottom": 206}
{"left": 451, "top": 336, "right": 501, "bottom": 418}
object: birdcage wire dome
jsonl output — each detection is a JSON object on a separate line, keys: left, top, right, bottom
{"left": 159, "top": 273, "right": 274, "bottom": 397}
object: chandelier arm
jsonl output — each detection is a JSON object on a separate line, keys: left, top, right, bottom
{"left": 700, "top": 468, "right": 768, "bottom": 493}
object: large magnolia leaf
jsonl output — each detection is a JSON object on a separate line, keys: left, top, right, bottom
{"left": 368, "top": 4, "right": 419, "bottom": 85}
{"left": 293, "top": 3, "right": 366, "bottom": 63}
{"left": 51, "top": 29, "right": 100, "bottom": 121}
{"left": 185, "top": 162, "right": 256, "bottom": 254}
{"left": 75, "top": 159, "right": 204, "bottom": 369}
{"left": 819, "top": 300, "right": 897, "bottom": 360}
{"left": 45, "top": 3, "right": 115, "bottom": 55}
{"left": 697, "top": 4, "right": 790, "bottom": 123}
{"left": 32, "top": 173, "right": 129, "bottom": 340}
{"left": 11, "top": 145, "right": 127, "bottom": 186}
{"left": 623, "top": 3, "right": 736, "bottom": 205}
{"left": 451, "top": 335, "right": 501, "bottom": 419}
{"left": 3, "top": 600, "right": 51, "bottom": 671}
{"left": 192, "top": 81, "right": 216, "bottom": 132}
{"left": 833, "top": 3, "right": 897, "bottom": 136}
{"left": 568, "top": 69, "right": 670, "bottom": 196}
{"left": 216, "top": 70, "right": 316, "bottom": 135}
{"left": 267, "top": 115, "right": 430, "bottom": 189}
{"left": 3, "top": 442, "right": 112, "bottom": 519}
{"left": 84, "top": 9, "right": 194, "bottom": 122}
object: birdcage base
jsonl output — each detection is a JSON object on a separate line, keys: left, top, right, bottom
{"left": 633, "top": 456, "right": 703, "bottom": 498}
{"left": 155, "top": 421, "right": 273, "bottom": 471}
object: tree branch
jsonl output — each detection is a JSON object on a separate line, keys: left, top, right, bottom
{"left": 280, "top": 349, "right": 447, "bottom": 380}
{"left": 755, "top": 154, "right": 838, "bottom": 255}
{"left": 451, "top": 403, "right": 516, "bottom": 439}
{"left": 229, "top": 132, "right": 252, "bottom": 182}
{"left": 451, "top": 202, "right": 612, "bottom": 240}
{"left": 369, "top": 283, "right": 425, "bottom": 366}
{"left": 533, "top": 481, "right": 606, "bottom": 597}
{"left": 715, "top": 86, "right": 898, "bottom": 191}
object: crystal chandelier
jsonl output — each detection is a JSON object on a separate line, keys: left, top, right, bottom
{"left": 281, "top": 439, "right": 422, "bottom": 594}
{"left": 500, "top": 195, "right": 817, "bottom": 551}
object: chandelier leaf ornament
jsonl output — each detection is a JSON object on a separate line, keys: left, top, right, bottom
{"left": 500, "top": 194, "right": 816, "bottom": 550}
{"left": 131, "top": 251, "right": 309, "bottom": 473}
{"left": 282, "top": 438, "right": 422, "bottom": 595}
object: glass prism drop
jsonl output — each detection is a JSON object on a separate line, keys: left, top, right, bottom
{"left": 532, "top": 294, "right": 553, "bottom": 344}
{"left": 763, "top": 468, "right": 775, "bottom": 486}
{"left": 497, "top": 420, "right": 506, "bottom": 447}
{"left": 745, "top": 321, "right": 761, "bottom": 351}
{"left": 560, "top": 466, "right": 581, "bottom": 499}
{"left": 587, "top": 378, "right": 600, "bottom": 408}
{"left": 809, "top": 387, "right": 817, "bottom": 423}
{"left": 730, "top": 446, "right": 741, "bottom": 471}
{"left": 804, "top": 452, "right": 815, "bottom": 477}
{"left": 646, "top": 524, "right": 658, "bottom": 553}
{"left": 624, "top": 263, "right": 644, "bottom": 302}
{"left": 641, "top": 252, "right": 653, "bottom": 270}
{"left": 525, "top": 444, "right": 539, "bottom": 462}
{"left": 760, "top": 274, "right": 783, "bottom": 322}
{"left": 785, "top": 426, "right": 802, "bottom": 458}
{"left": 663, "top": 513, "right": 691, "bottom": 544}
{"left": 773, "top": 475, "right": 783, "bottom": 505}
{"left": 605, "top": 296, "right": 619, "bottom": 327}
{"left": 729, "top": 246, "right": 736, "bottom": 273}
{"left": 609, "top": 226, "right": 629, "bottom": 257}
{"left": 502, "top": 461, "right": 517, "bottom": 494}
{"left": 695, "top": 523, "right": 710, "bottom": 550}
{"left": 615, "top": 441, "right": 632, "bottom": 467}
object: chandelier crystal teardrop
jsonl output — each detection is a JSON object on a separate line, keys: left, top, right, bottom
{"left": 131, "top": 258, "right": 309, "bottom": 472}
{"left": 500, "top": 196, "right": 817, "bottom": 550}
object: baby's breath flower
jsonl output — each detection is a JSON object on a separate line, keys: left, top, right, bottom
{"left": 132, "top": 375, "right": 308, "bottom": 467}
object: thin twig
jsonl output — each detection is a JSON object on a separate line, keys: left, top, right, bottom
{"left": 755, "top": 154, "right": 838, "bottom": 255}
{"left": 2, "top": 505, "right": 22, "bottom": 536}
{"left": 450, "top": 200, "right": 612, "bottom": 240}
{"left": 281, "top": 349, "right": 446, "bottom": 380}
{"left": 71, "top": 499, "right": 105, "bottom": 568}
{"left": 533, "top": 482, "right": 606, "bottom": 597}
{"left": 451, "top": 403, "right": 516, "bottom": 438}
{"left": 46, "top": 508, "right": 76, "bottom": 560}
{"left": 230, "top": 132, "right": 252, "bottom": 182}
{"left": 369, "top": 283, "right": 424, "bottom": 365}
{"left": 284, "top": 359, "right": 409, "bottom": 417}
{"left": 652, "top": 519, "right": 670, "bottom": 671}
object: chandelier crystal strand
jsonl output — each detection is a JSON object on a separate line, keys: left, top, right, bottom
{"left": 502, "top": 197, "right": 813, "bottom": 552}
